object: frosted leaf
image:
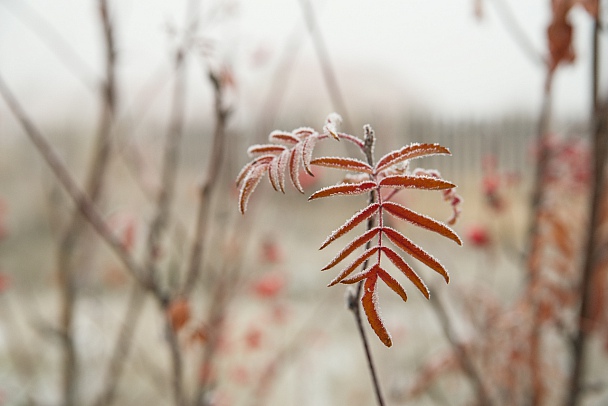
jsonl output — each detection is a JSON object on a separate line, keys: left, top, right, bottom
{"left": 379, "top": 175, "right": 455, "bottom": 191}
{"left": 311, "top": 156, "right": 373, "bottom": 174}
{"left": 377, "top": 267, "right": 408, "bottom": 303}
{"left": 324, "top": 112, "right": 342, "bottom": 140}
{"left": 268, "top": 156, "right": 280, "bottom": 191}
{"left": 288, "top": 144, "right": 304, "bottom": 193}
{"left": 383, "top": 226, "right": 449, "bottom": 283}
{"left": 382, "top": 201, "right": 462, "bottom": 245}
{"left": 302, "top": 135, "right": 319, "bottom": 176}
{"left": 321, "top": 227, "right": 381, "bottom": 271}
{"left": 247, "top": 144, "right": 286, "bottom": 157}
{"left": 375, "top": 143, "right": 451, "bottom": 174}
{"left": 238, "top": 165, "right": 266, "bottom": 214}
{"left": 277, "top": 149, "right": 290, "bottom": 193}
{"left": 381, "top": 246, "right": 430, "bottom": 298}
{"left": 236, "top": 155, "right": 273, "bottom": 186}
{"left": 269, "top": 131, "right": 300, "bottom": 144}
{"left": 320, "top": 203, "right": 380, "bottom": 249}
{"left": 308, "top": 181, "right": 377, "bottom": 200}
{"left": 292, "top": 127, "right": 316, "bottom": 138}
{"left": 361, "top": 271, "right": 392, "bottom": 347}
{"left": 327, "top": 247, "right": 379, "bottom": 286}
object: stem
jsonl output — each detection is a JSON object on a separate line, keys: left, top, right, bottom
{"left": 296, "top": 0, "right": 353, "bottom": 132}
{"left": 429, "top": 292, "right": 495, "bottom": 405}
{"left": 566, "top": 7, "right": 606, "bottom": 404}
{"left": 0, "top": 72, "right": 148, "bottom": 289}
{"left": 93, "top": 284, "right": 146, "bottom": 406}
{"left": 182, "top": 70, "right": 230, "bottom": 296}
{"left": 347, "top": 125, "right": 386, "bottom": 406}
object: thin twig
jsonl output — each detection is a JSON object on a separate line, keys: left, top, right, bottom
{"left": 429, "top": 291, "right": 495, "bottom": 406}
{"left": 182, "top": 69, "right": 231, "bottom": 296}
{"left": 92, "top": 284, "right": 146, "bottom": 406}
{"left": 0, "top": 73, "right": 150, "bottom": 289}
{"left": 0, "top": 0, "right": 99, "bottom": 92}
{"left": 51, "top": 2, "right": 118, "bottom": 402}
{"left": 486, "top": 0, "right": 546, "bottom": 66}
{"left": 566, "top": 8, "right": 607, "bottom": 400}
{"left": 296, "top": 0, "right": 353, "bottom": 132}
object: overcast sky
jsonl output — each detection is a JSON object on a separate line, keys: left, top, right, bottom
{"left": 0, "top": 0, "right": 606, "bottom": 130}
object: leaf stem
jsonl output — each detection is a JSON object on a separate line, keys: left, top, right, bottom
{"left": 348, "top": 125, "right": 386, "bottom": 406}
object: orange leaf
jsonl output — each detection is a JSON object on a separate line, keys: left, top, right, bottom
{"left": 379, "top": 175, "right": 455, "bottom": 190}
{"left": 311, "top": 157, "right": 373, "bottom": 174}
{"left": 383, "top": 227, "right": 449, "bottom": 283}
{"left": 375, "top": 143, "right": 451, "bottom": 173}
{"left": 377, "top": 267, "right": 408, "bottom": 303}
{"left": 328, "top": 247, "right": 379, "bottom": 286}
{"left": 382, "top": 201, "right": 462, "bottom": 245}
{"left": 308, "top": 181, "right": 377, "bottom": 200}
{"left": 321, "top": 227, "right": 381, "bottom": 271}
{"left": 361, "top": 271, "right": 392, "bottom": 347}
{"left": 340, "top": 268, "right": 373, "bottom": 284}
{"left": 381, "top": 246, "right": 430, "bottom": 299}
{"left": 320, "top": 203, "right": 380, "bottom": 249}
{"left": 239, "top": 165, "right": 266, "bottom": 214}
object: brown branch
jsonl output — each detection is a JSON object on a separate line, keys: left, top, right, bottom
{"left": 429, "top": 291, "right": 496, "bottom": 406}
{"left": 143, "top": 47, "right": 188, "bottom": 296}
{"left": 92, "top": 284, "right": 146, "bottom": 406}
{"left": 182, "top": 70, "right": 231, "bottom": 296}
{"left": 566, "top": 18, "right": 608, "bottom": 399}
{"left": 0, "top": 73, "right": 149, "bottom": 290}
{"left": 296, "top": 0, "right": 353, "bottom": 133}
{"left": 486, "top": 0, "right": 546, "bottom": 67}
{"left": 0, "top": 0, "right": 99, "bottom": 92}
{"left": 50, "top": 2, "right": 119, "bottom": 403}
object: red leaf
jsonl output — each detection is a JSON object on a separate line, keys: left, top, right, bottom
{"left": 308, "top": 181, "right": 377, "bottom": 200}
{"left": 383, "top": 227, "right": 449, "bottom": 283}
{"left": 382, "top": 201, "right": 462, "bottom": 245}
{"left": 302, "top": 135, "right": 319, "bottom": 176}
{"left": 311, "top": 157, "right": 373, "bottom": 174}
{"left": 247, "top": 144, "right": 286, "bottom": 156}
{"left": 381, "top": 246, "right": 430, "bottom": 299}
{"left": 377, "top": 266, "right": 408, "bottom": 303}
{"left": 289, "top": 144, "right": 305, "bottom": 193}
{"left": 376, "top": 143, "right": 451, "bottom": 173}
{"left": 268, "top": 156, "right": 280, "bottom": 192}
{"left": 236, "top": 155, "right": 273, "bottom": 187}
{"left": 340, "top": 268, "right": 373, "bottom": 284}
{"left": 320, "top": 203, "right": 380, "bottom": 249}
{"left": 167, "top": 298, "right": 191, "bottom": 332}
{"left": 379, "top": 175, "right": 456, "bottom": 190}
{"left": 361, "top": 271, "right": 392, "bottom": 347}
{"left": 328, "top": 247, "right": 379, "bottom": 286}
{"left": 321, "top": 227, "right": 381, "bottom": 271}
{"left": 239, "top": 165, "right": 266, "bottom": 214}
{"left": 269, "top": 131, "right": 300, "bottom": 144}
{"left": 277, "top": 149, "right": 290, "bottom": 193}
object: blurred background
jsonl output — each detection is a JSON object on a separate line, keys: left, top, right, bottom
{"left": 1, "top": 0, "right": 607, "bottom": 405}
